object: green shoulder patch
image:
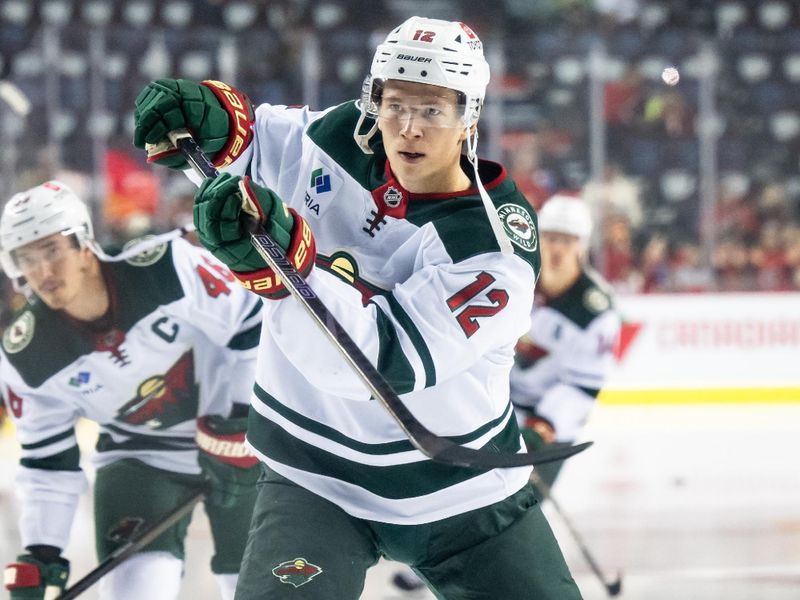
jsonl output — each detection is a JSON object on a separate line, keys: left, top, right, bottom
{"left": 548, "top": 271, "right": 614, "bottom": 329}
{"left": 497, "top": 203, "right": 538, "bottom": 253}
{"left": 123, "top": 236, "right": 169, "bottom": 267}
{"left": 583, "top": 287, "right": 610, "bottom": 313}
{"left": 2, "top": 310, "right": 35, "bottom": 354}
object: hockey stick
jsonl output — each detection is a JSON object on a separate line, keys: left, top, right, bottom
{"left": 0, "top": 80, "right": 31, "bottom": 117}
{"left": 57, "top": 490, "right": 205, "bottom": 600}
{"left": 168, "top": 130, "right": 591, "bottom": 470}
{"left": 530, "top": 471, "right": 622, "bottom": 596}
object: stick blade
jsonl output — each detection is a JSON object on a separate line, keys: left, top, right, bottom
{"left": 431, "top": 441, "right": 593, "bottom": 469}
{"left": 606, "top": 573, "right": 623, "bottom": 596}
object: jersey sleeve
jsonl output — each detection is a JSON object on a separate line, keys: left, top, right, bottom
{"left": 248, "top": 104, "right": 330, "bottom": 200}
{"left": 169, "top": 238, "right": 262, "bottom": 413}
{"left": 263, "top": 251, "right": 536, "bottom": 400}
{"left": 186, "top": 103, "right": 330, "bottom": 197}
{"left": 533, "top": 310, "right": 621, "bottom": 441}
{"left": 0, "top": 360, "right": 88, "bottom": 550}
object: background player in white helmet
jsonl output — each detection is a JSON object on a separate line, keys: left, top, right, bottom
{"left": 133, "top": 15, "right": 583, "bottom": 600}
{"left": 0, "top": 180, "right": 263, "bottom": 600}
{"left": 511, "top": 193, "right": 622, "bottom": 494}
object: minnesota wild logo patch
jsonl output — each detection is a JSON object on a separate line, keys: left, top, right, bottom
{"left": 3, "top": 311, "right": 34, "bottom": 354}
{"left": 497, "top": 204, "right": 538, "bottom": 252}
{"left": 272, "top": 557, "right": 323, "bottom": 588}
{"left": 123, "top": 235, "right": 168, "bottom": 267}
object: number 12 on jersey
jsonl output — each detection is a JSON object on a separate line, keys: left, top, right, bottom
{"left": 446, "top": 272, "right": 509, "bottom": 338}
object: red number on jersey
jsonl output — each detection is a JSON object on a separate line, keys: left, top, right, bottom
{"left": 412, "top": 30, "right": 436, "bottom": 42}
{"left": 196, "top": 256, "right": 235, "bottom": 298}
{"left": 6, "top": 387, "right": 23, "bottom": 418}
{"left": 446, "top": 272, "right": 509, "bottom": 338}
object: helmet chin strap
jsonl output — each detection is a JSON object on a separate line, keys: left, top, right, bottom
{"left": 353, "top": 104, "right": 378, "bottom": 155}
{"left": 9, "top": 225, "right": 196, "bottom": 300}
{"left": 85, "top": 225, "right": 196, "bottom": 263}
{"left": 466, "top": 128, "right": 513, "bottom": 255}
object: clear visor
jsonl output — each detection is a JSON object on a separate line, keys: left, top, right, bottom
{"left": 8, "top": 231, "right": 79, "bottom": 274}
{"left": 365, "top": 78, "right": 468, "bottom": 129}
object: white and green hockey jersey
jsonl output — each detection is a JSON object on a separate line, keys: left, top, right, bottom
{"left": 219, "top": 100, "right": 542, "bottom": 525}
{"left": 510, "top": 270, "right": 621, "bottom": 442}
{"left": 0, "top": 237, "right": 262, "bottom": 549}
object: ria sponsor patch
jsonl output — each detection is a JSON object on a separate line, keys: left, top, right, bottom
{"left": 304, "top": 166, "right": 341, "bottom": 217}
{"left": 497, "top": 204, "right": 538, "bottom": 252}
{"left": 271, "top": 557, "right": 323, "bottom": 588}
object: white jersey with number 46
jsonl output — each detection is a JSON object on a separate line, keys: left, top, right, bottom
{"left": 0, "top": 237, "right": 262, "bottom": 549}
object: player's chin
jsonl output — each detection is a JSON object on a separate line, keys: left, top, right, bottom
{"left": 35, "top": 289, "right": 65, "bottom": 309}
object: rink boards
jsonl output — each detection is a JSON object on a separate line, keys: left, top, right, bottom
{"left": 601, "top": 292, "right": 800, "bottom": 404}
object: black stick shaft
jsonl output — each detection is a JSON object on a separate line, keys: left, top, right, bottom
{"left": 58, "top": 490, "right": 205, "bottom": 599}
{"left": 530, "top": 471, "right": 622, "bottom": 596}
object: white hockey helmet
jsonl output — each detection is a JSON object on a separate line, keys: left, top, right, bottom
{"left": 537, "top": 194, "right": 593, "bottom": 247}
{"left": 355, "top": 16, "right": 491, "bottom": 152}
{"left": 0, "top": 180, "right": 93, "bottom": 278}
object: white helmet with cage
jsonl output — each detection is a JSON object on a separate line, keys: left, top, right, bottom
{"left": 537, "top": 193, "right": 593, "bottom": 247}
{"left": 355, "top": 16, "right": 491, "bottom": 152}
{"left": 0, "top": 180, "right": 94, "bottom": 278}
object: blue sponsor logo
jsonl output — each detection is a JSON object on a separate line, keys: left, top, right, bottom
{"left": 310, "top": 168, "right": 331, "bottom": 194}
{"left": 69, "top": 371, "right": 91, "bottom": 387}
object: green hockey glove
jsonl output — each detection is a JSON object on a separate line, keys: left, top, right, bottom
{"left": 196, "top": 414, "right": 260, "bottom": 509}
{"left": 4, "top": 551, "right": 70, "bottom": 600}
{"left": 519, "top": 415, "right": 556, "bottom": 452}
{"left": 193, "top": 173, "right": 316, "bottom": 299}
{"left": 133, "top": 79, "right": 253, "bottom": 169}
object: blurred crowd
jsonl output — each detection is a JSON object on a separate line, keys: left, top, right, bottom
{"left": 1, "top": 0, "right": 799, "bottom": 310}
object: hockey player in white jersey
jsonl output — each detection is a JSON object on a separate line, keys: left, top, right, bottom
{"left": 511, "top": 193, "right": 621, "bottom": 492}
{"left": 0, "top": 181, "right": 263, "bottom": 600}
{"left": 134, "top": 16, "right": 583, "bottom": 600}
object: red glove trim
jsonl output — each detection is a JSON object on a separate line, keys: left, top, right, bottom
{"left": 4, "top": 562, "right": 42, "bottom": 590}
{"left": 200, "top": 80, "right": 255, "bottom": 168}
{"left": 196, "top": 416, "right": 258, "bottom": 469}
{"left": 146, "top": 147, "right": 181, "bottom": 165}
{"left": 232, "top": 209, "right": 317, "bottom": 300}
{"left": 524, "top": 416, "right": 556, "bottom": 444}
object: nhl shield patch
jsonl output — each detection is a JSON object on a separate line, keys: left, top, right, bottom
{"left": 2, "top": 311, "right": 34, "bottom": 354}
{"left": 497, "top": 204, "right": 538, "bottom": 252}
{"left": 272, "top": 557, "right": 323, "bottom": 588}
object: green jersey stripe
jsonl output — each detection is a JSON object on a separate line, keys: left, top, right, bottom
{"left": 381, "top": 294, "right": 436, "bottom": 388}
{"left": 247, "top": 408, "right": 522, "bottom": 499}
{"left": 243, "top": 301, "right": 263, "bottom": 321}
{"left": 253, "top": 383, "right": 413, "bottom": 454}
{"left": 227, "top": 321, "right": 262, "bottom": 350}
{"left": 20, "top": 445, "right": 80, "bottom": 471}
{"left": 96, "top": 433, "right": 197, "bottom": 453}
{"left": 20, "top": 427, "right": 75, "bottom": 450}
{"left": 252, "top": 384, "right": 517, "bottom": 455}
{"left": 375, "top": 304, "right": 416, "bottom": 394}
